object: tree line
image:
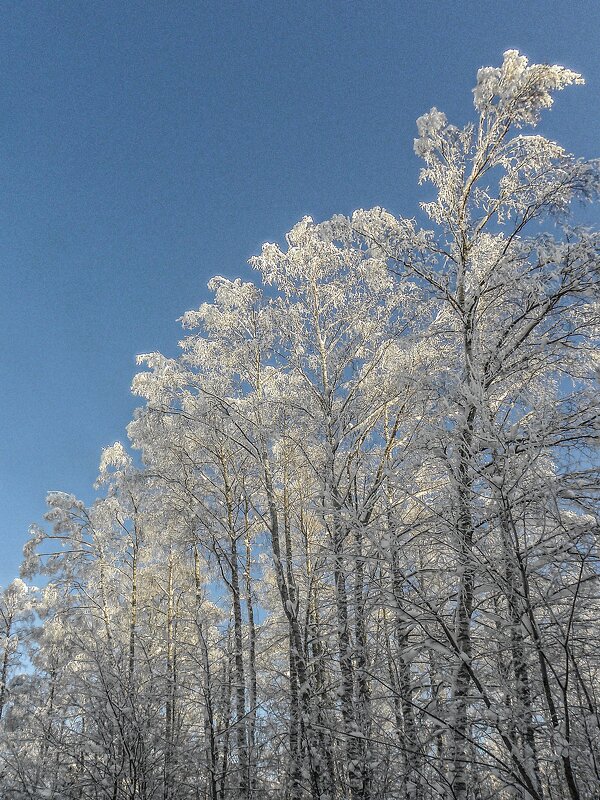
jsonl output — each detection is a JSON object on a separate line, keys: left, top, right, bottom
{"left": 0, "top": 51, "right": 599, "bottom": 800}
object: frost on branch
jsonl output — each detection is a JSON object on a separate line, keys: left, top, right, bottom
{"left": 412, "top": 50, "right": 597, "bottom": 231}
{"left": 473, "top": 49, "right": 583, "bottom": 125}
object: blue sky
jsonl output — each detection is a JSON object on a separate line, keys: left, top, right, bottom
{"left": 1, "top": 0, "right": 599, "bottom": 585}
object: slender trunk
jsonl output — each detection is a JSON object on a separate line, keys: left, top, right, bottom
{"left": 244, "top": 521, "right": 257, "bottom": 798}
{"left": 289, "top": 635, "right": 303, "bottom": 799}
{"left": 231, "top": 535, "right": 249, "bottom": 798}
{"left": 262, "top": 453, "right": 318, "bottom": 799}
{"left": 390, "top": 529, "right": 421, "bottom": 800}
{"left": 386, "top": 458, "right": 422, "bottom": 800}
{"left": 498, "top": 503, "right": 543, "bottom": 799}
{"left": 331, "top": 514, "right": 363, "bottom": 800}
{"left": 304, "top": 509, "right": 337, "bottom": 799}
{"left": 128, "top": 534, "right": 138, "bottom": 689}
{"left": 224, "top": 477, "right": 249, "bottom": 800}
{"left": 282, "top": 478, "right": 303, "bottom": 799}
{"left": 449, "top": 404, "right": 476, "bottom": 800}
{"left": 218, "top": 629, "right": 233, "bottom": 800}
{"left": 0, "top": 614, "right": 12, "bottom": 721}
{"left": 353, "top": 524, "right": 372, "bottom": 800}
{"left": 194, "top": 544, "right": 218, "bottom": 800}
{"left": 382, "top": 608, "right": 404, "bottom": 738}
{"left": 164, "top": 550, "right": 175, "bottom": 800}
{"left": 323, "top": 432, "right": 364, "bottom": 800}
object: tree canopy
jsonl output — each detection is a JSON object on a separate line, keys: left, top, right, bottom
{"left": 2, "top": 51, "right": 599, "bottom": 800}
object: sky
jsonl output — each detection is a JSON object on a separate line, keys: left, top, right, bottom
{"left": 1, "top": 0, "right": 599, "bottom": 585}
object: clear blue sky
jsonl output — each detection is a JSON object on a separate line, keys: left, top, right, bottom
{"left": 1, "top": 0, "right": 599, "bottom": 585}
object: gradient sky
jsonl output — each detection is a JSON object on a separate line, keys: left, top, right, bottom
{"left": 1, "top": 0, "right": 599, "bottom": 585}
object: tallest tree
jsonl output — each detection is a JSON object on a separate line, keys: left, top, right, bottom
{"left": 356, "top": 50, "right": 600, "bottom": 799}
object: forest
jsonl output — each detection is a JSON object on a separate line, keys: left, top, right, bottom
{"left": 0, "top": 51, "right": 599, "bottom": 800}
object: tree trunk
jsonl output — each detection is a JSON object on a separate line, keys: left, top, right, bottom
{"left": 448, "top": 404, "right": 476, "bottom": 800}
{"left": 244, "top": 520, "right": 257, "bottom": 798}
{"left": 194, "top": 544, "right": 218, "bottom": 800}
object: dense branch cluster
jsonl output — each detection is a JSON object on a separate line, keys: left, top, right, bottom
{"left": 1, "top": 51, "right": 599, "bottom": 800}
